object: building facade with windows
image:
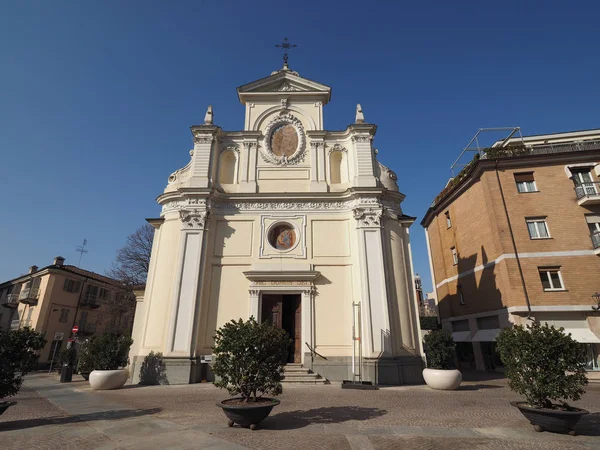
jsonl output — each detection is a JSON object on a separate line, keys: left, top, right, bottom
{"left": 0, "top": 256, "right": 133, "bottom": 366}
{"left": 422, "top": 129, "right": 600, "bottom": 373}
{"left": 129, "top": 63, "right": 423, "bottom": 385}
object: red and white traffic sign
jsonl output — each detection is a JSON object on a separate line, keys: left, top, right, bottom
{"left": 72, "top": 325, "right": 79, "bottom": 334}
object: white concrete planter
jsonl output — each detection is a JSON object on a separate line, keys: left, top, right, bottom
{"left": 89, "top": 369, "right": 129, "bottom": 390}
{"left": 422, "top": 368, "right": 462, "bottom": 390}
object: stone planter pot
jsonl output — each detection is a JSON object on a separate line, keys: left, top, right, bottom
{"left": 89, "top": 369, "right": 129, "bottom": 390}
{"left": 422, "top": 368, "right": 462, "bottom": 390}
{"left": 511, "top": 401, "right": 589, "bottom": 435}
{"left": 217, "top": 398, "right": 280, "bottom": 430}
{"left": 0, "top": 401, "right": 16, "bottom": 416}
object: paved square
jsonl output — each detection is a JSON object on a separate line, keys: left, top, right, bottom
{"left": 1, "top": 373, "right": 599, "bottom": 449}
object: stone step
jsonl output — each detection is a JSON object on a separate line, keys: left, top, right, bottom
{"left": 281, "top": 376, "right": 328, "bottom": 384}
{"left": 282, "top": 372, "right": 318, "bottom": 378}
{"left": 283, "top": 367, "right": 311, "bottom": 373}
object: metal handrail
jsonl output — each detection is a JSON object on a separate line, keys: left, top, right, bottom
{"left": 305, "top": 342, "right": 327, "bottom": 361}
{"left": 574, "top": 182, "right": 600, "bottom": 200}
{"left": 592, "top": 231, "right": 600, "bottom": 249}
{"left": 82, "top": 294, "right": 98, "bottom": 304}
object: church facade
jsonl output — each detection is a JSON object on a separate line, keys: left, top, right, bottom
{"left": 129, "top": 63, "right": 424, "bottom": 385}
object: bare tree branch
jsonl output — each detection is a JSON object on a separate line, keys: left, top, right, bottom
{"left": 107, "top": 224, "right": 154, "bottom": 287}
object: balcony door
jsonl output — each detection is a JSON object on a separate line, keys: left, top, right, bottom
{"left": 572, "top": 169, "right": 597, "bottom": 195}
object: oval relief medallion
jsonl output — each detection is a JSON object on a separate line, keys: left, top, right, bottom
{"left": 270, "top": 124, "right": 298, "bottom": 157}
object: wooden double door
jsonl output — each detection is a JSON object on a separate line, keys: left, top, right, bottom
{"left": 261, "top": 294, "right": 301, "bottom": 363}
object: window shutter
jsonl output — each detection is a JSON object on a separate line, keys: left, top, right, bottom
{"left": 514, "top": 172, "right": 534, "bottom": 183}
{"left": 74, "top": 281, "right": 81, "bottom": 292}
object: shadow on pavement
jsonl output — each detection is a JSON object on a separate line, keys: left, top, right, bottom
{"left": 263, "top": 406, "right": 387, "bottom": 430}
{"left": 458, "top": 384, "right": 503, "bottom": 391}
{"left": 461, "top": 371, "right": 506, "bottom": 383}
{"left": 0, "top": 408, "right": 162, "bottom": 431}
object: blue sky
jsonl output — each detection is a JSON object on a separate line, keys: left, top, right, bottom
{"left": 1, "top": 1, "right": 599, "bottom": 292}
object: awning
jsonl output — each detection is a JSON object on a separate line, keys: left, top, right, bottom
{"left": 563, "top": 328, "right": 600, "bottom": 343}
{"left": 472, "top": 328, "right": 501, "bottom": 342}
{"left": 452, "top": 331, "right": 472, "bottom": 342}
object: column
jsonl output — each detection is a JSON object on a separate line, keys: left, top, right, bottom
{"left": 354, "top": 206, "right": 391, "bottom": 358}
{"left": 301, "top": 286, "right": 315, "bottom": 365}
{"left": 166, "top": 208, "right": 210, "bottom": 356}
{"left": 249, "top": 289, "right": 260, "bottom": 321}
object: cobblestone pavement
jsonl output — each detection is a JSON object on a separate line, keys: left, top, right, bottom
{"left": 1, "top": 373, "right": 599, "bottom": 449}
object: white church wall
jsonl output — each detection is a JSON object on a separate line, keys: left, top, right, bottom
{"left": 310, "top": 219, "right": 351, "bottom": 258}
{"left": 313, "top": 264, "right": 354, "bottom": 357}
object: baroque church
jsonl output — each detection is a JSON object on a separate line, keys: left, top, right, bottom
{"left": 129, "top": 58, "right": 424, "bottom": 385}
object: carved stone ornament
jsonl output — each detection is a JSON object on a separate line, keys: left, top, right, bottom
{"left": 179, "top": 209, "right": 210, "bottom": 229}
{"left": 351, "top": 135, "right": 372, "bottom": 144}
{"left": 248, "top": 289, "right": 261, "bottom": 297}
{"left": 260, "top": 113, "right": 306, "bottom": 165}
{"left": 193, "top": 132, "right": 214, "bottom": 145}
{"left": 353, "top": 208, "right": 383, "bottom": 228}
{"left": 327, "top": 143, "right": 347, "bottom": 155}
{"left": 275, "top": 81, "right": 299, "bottom": 92}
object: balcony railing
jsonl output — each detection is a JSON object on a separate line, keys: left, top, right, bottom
{"left": 3, "top": 293, "right": 20, "bottom": 308}
{"left": 592, "top": 231, "right": 600, "bottom": 250}
{"left": 19, "top": 288, "right": 40, "bottom": 305}
{"left": 528, "top": 139, "right": 600, "bottom": 156}
{"left": 575, "top": 182, "right": 600, "bottom": 200}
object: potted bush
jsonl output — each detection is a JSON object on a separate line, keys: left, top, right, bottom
{"left": 82, "top": 333, "right": 134, "bottom": 390}
{"left": 0, "top": 328, "right": 46, "bottom": 415}
{"left": 213, "top": 318, "right": 291, "bottom": 430}
{"left": 422, "top": 329, "right": 462, "bottom": 390}
{"left": 497, "top": 322, "right": 588, "bottom": 435}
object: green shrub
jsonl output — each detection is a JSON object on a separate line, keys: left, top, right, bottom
{"left": 212, "top": 318, "right": 291, "bottom": 402}
{"left": 139, "top": 351, "right": 168, "bottom": 385}
{"left": 423, "top": 329, "right": 456, "bottom": 370}
{"left": 0, "top": 328, "right": 46, "bottom": 401}
{"left": 496, "top": 322, "right": 587, "bottom": 409}
{"left": 77, "top": 333, "right": 133, "bottom": 371}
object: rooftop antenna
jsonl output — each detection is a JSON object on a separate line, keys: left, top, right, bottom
{"left": 75, "top": 239, "right": 88, "bottom": 267}
{"left": 275, "top": 37, "right": 297, "bottom": 69}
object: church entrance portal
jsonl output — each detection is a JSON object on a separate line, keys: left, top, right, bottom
{"left": 261, "top": 294, "right": 301, "bottom": 363}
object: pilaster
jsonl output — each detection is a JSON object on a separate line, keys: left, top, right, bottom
{"left": 308, "top": 131, "right": 327, "bottom": 192}
{"left": 189, "top": 125, "right": 219, "bottom": 188}
{"left": 166, "top": 207, "right": 210, "bottom": 357}
{"left": 240, "top": 141, "right": 258, "bottom": 193}
{"left": 353, "top": 205, "right": 391, "bottom": 358}
{"left": 350, "top": 127, "right": 377, "bottom": 187}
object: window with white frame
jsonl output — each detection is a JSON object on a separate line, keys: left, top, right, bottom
{"left": 451, "top": 247, "right": 458, "bottom": 265}
{"left": 514, "top": 172, "right": 537, "bottom": 193}
{"left": 539, "top": 267, "right": 565, "bottom": 291}
{"left": 526, "top": 217, "right": 550, "bottom": 239}
{"left": 445, "top": 211, "right": 452, "bottom": 228}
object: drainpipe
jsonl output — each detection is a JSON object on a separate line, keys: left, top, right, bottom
{"left": 495, "top": 161, "right": 532, "bottom": 319}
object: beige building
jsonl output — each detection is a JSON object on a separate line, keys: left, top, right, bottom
{"left": 0, "top": 256, "right": 133, "bottom": 365}
{"left": 422, "top": 129, "right": 600, "bottom": 373}
{"left": 129, "top": 62, "right": 423, "bottom": 385}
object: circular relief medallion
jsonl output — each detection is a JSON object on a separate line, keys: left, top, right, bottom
{"left": 270, "top": 124, "right": 298, "bottom": 158}
{"left": 268, "top": 223, "right": 296, "bottom": 251}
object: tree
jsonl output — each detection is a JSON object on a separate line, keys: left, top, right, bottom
{"left": 0, "top": 328, "right": 46, "bottom": 401}
{"left": 107, "top": 223, "right": 154, "bottom": 287}
{"left": 496, "top": 322, "right": 587, "bottom": 409}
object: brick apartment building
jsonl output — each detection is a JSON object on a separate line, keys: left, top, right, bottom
{"left": 421, "top": 129, "right": 600, "bottom": 373}
{"left": 0, "top": 256, "right": 134, "bottom": 366}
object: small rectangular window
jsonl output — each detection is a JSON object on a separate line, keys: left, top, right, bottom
{"left": 539, "top": 267, "right": 565, "bottom": 291}
{"left": 445, "top": 211, "right": 452, "bottom": 228}
{"left": 58, "top": 308, "right": 69, "bottom": 323}
{"left": 451, "top": 247, "right": 458, "bottom": 265}
{"left": 526, "top": 218, "right": 550, "bottom": 239}
{"left": 514, "top": 172, "right": 537, "bottom": 193}
{"left": 63, "top": 279, "right": 81, "bottom": 293}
